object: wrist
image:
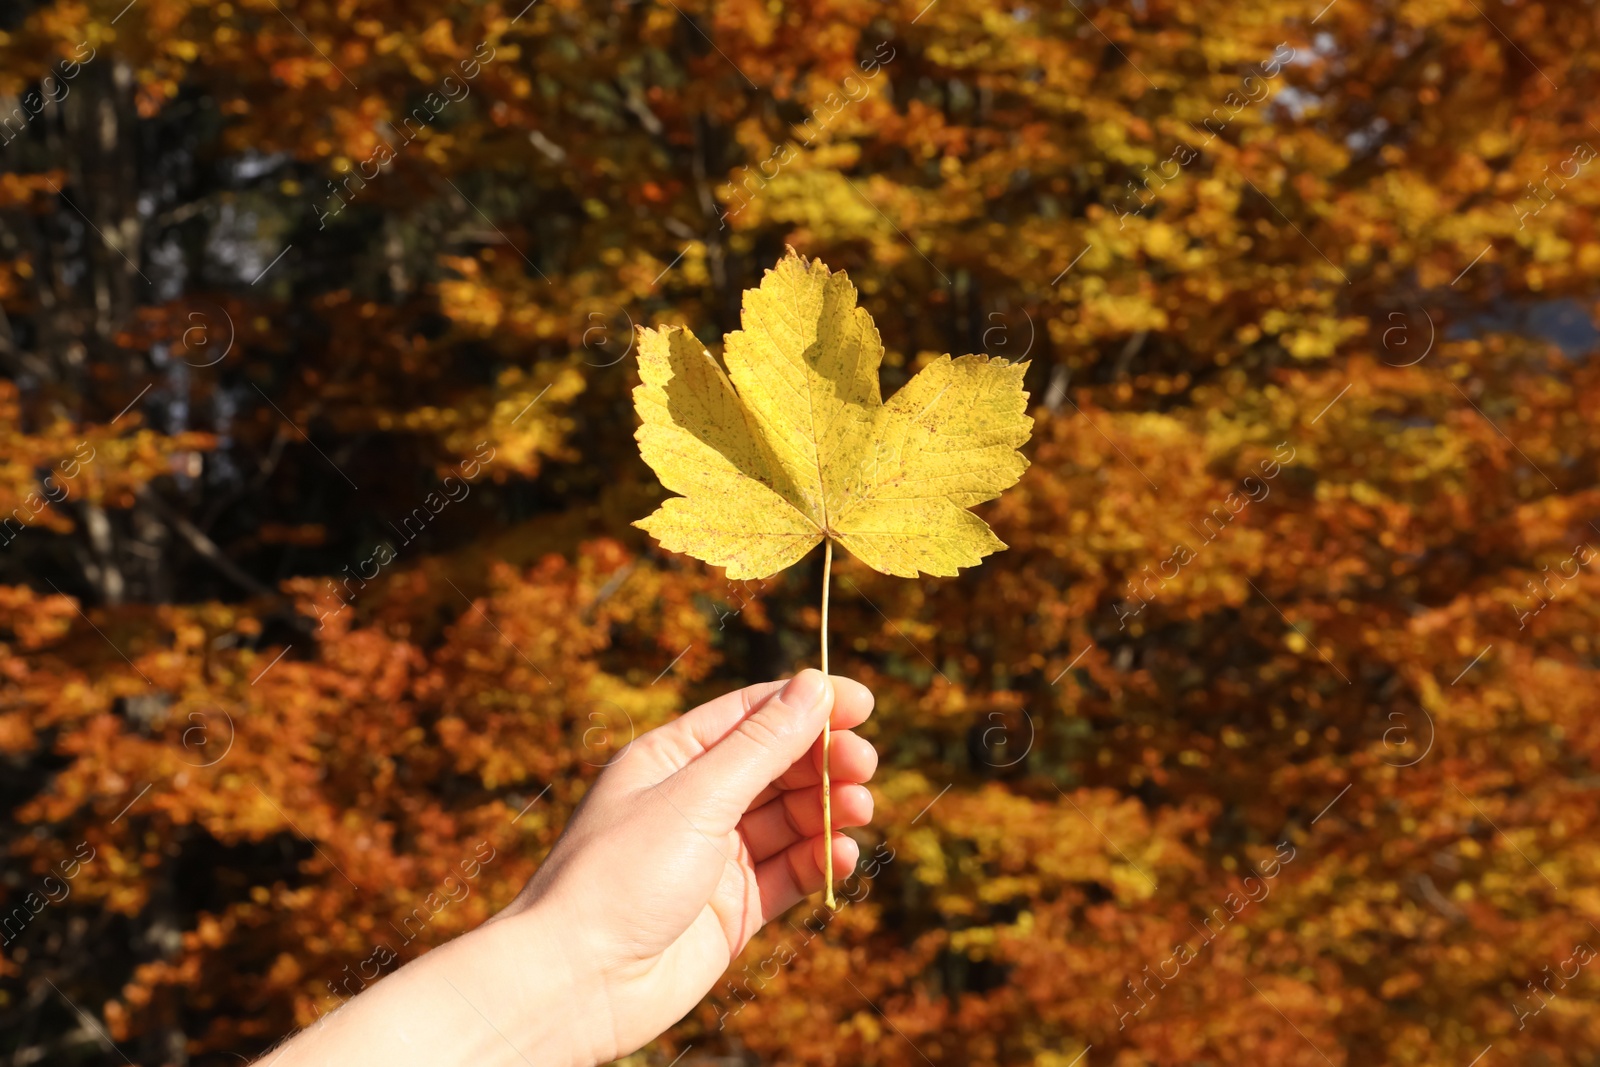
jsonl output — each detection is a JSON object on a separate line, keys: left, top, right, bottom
{"left": 434, "top": 897, "right": 617, "bottom": 1067}
{"left": 261, "top": 900, "right": 606, "bottom": 1067}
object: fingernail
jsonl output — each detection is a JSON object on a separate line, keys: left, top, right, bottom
{"left": 781, "top": 668, "right": 830, "bottom": 713}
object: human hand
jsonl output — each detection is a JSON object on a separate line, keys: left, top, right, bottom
{"left": 496, "top": 669, "right": 878, "bottom": 1064}
{"left": 257, "top": 670, "right": 876, "bottom": 1067}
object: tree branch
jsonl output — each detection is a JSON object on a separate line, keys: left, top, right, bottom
{"left": 135, "top": 487, "right": 281, "bottom": 601}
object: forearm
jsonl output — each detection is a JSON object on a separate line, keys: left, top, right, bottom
{"left": 258, "top": 908, "right": 607, "bottom": 1067}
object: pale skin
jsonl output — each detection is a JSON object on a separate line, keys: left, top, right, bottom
{"left": 258, "top": 670, "right": 877, "bottom": 1067}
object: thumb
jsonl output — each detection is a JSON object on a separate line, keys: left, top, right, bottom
{"left": 667, "top": 669, "right": 834, "bottom": 832}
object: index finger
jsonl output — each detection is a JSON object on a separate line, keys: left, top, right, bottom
{"left": 611, "top": 675, "right": 874, "bottom": 789}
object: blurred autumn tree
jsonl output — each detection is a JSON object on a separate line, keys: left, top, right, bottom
{"left": 4, "top": 0, "right": 1600, "bottom": 1063}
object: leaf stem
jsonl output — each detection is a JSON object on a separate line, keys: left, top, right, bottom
{"left": 820, "top": 536, "right": 835, "bottom": 909}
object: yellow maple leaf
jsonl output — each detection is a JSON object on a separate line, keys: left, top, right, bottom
{"left": 632, "top": 248, "right": 1032, "bottom": 907}
{"left": 633, "top": 248, "right": 1032, "bottom": 580}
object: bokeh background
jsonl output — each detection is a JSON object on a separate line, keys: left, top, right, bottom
{"left": 3, "top": 0, "right": 1599, "bottom": 1063}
